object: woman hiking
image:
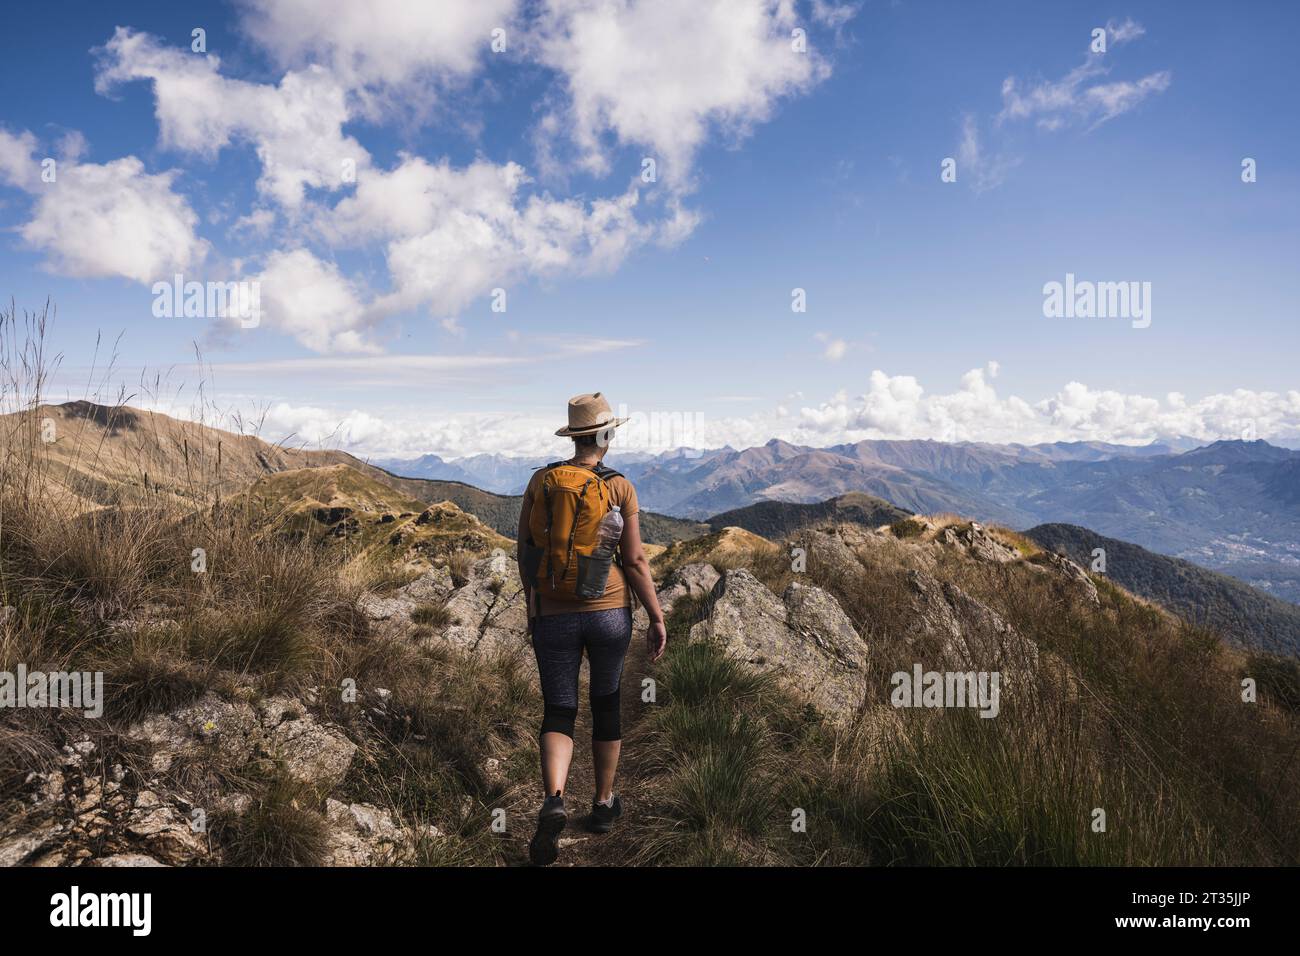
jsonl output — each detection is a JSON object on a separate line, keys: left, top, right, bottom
{"left": 516, "top": 392, "right": 668, "bottom": 866}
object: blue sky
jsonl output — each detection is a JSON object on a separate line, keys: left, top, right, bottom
{"left": 1, "top": 0, "right": 1296, "bottom": 458}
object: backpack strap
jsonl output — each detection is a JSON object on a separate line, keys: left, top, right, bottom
{"left": 542, "top": 472, "right": 555, "bottom": 589}
{"left": 538, "top": 459, "right": 622, "bottom": 481}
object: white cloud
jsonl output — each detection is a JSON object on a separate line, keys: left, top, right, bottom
{"left": 250, "top": 248, "right": 375, "bottom": 353}
{"left": 235, "top": 0, "right": 517, "bottom": 115}
{"left": 955, "top": 21, "right": 1170, "bottom": 192}
{"left": 811, "top": 0, "right": 859, "bottom": 30}
{"left": 94, "top": 28, "right": 696, "bottom": 349}
{"left": 19, "top": 156, "right": 208, "bottom": 284}
{"left": 328, "top": 155, "right": 670, "bottom": 321}
{"left": 231, "top": 207, "right": 276, "bottom": 238}
{"left": 815, "top": 331, "right": 848, "bottom": 361}
{"left": 996, "top": 20, "right": 1170, "bottom": 131}
{"left": 1106, "top": 17, "right": 1146, "bottom": 46}
{"left": 147, "top": 361, "right": 1300, "bottom": 459}
{"left": 535, "top": 0, "right": 840, "bottom": 186}
{"left": 96, "top": 28, "right": 371, "bottom": 210}
{"left": 791, "top": 366, "right": 1300, "bottom": 448}
{"left": 0, "top": 126, "right": 41, "bottom": 189}
{"left": 1083, "top": 72, "right": 1173, "bottom": 126}
{"left": 957, "top": 113, "right": 1019, "bottom": 194}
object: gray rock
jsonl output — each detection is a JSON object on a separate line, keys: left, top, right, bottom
{"left": 783, "top": 582, "right": 868, "bottom": 672}
{"left": 127, "top": 693, "right": 260, "bottom": 772}
{"left": 26, "top": 770, "right": 66, "bottom": 807}
{"left": 689, "top": 570, "right": 867, "bottom": 719}
{"left": 1034, "top": 551, "right": 1101, "bottom": 606}
{"left": 265, "top": 718, "right": 356, "bottom": 790}
{"left": 657, "top": 562, "right": 720, "bottom": 617}
{"left": 0, "top": 822, "right": 64, "bottom": 866}
{"left": 940, "top": 523, "right": 1020, "bottom": 564}
{"left": 440, "top": 552, "right": 528, "bottom": 654}
{"left": 126, "top": 800, "right": 207, "bottom": 864}
{"left": 323, "top": 799, "right": 442, "bottom": 866}
{"left": 360, "top": 565, "right": 454, "bottom": 622}
{"left": 212, "top": 793, "right": 254, "bottom": 817}
{"left": 901, "top": 569, "right": 1038, "bottom": 676}
{"left": 257, "top": 695, "right": 305, "bottom": 727}
{"left": 94, "top": 854, "right": 169, "bottom": 867}
{"left": 127, "top": 691, "right": 356, "bottom": 791}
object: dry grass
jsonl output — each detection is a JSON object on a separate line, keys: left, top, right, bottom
{"left": 629, "top": 524, "right": 1300, "bottom": 866}
{"left": 0, "top": 303, "right": 539, "bottom": 866}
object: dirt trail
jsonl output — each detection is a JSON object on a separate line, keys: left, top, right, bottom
{"left": 501, "top": 620, "right": 654, "bottom": 867}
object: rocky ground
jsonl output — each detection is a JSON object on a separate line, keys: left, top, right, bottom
{"left": 0, "top": 520, "right": 1105, "bottom": 867}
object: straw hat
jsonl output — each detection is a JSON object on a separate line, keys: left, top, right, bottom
{"left": 554, "top": 392, "right": 629, "bottom": 437}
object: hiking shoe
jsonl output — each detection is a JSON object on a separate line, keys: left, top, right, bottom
{"left": 528, "top": 794, "right": 567, "bottom": 866}
{"left": 589, "top": 795, "right": 623, "bottom": 834}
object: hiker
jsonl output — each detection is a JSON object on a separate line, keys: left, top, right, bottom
{"left": 516, "top": 392, "right": 668, "bottom": 866}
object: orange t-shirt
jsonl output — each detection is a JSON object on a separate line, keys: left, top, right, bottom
{"left": 521, "top": 466, "right": 639, "bottom": 616}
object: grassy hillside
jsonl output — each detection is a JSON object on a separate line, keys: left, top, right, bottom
{"left": 622, "top": 523, "right": 1300, "bottom": 865}
{"left": 0, "top": 401, "right": 709, "bottom": 547}
{"left": 650, "top": 526, "right": 780, "bottom": 577}
{"left": 705, "top": 491, "right": 911, "bottom": 538}
{"left": 1026, "top": 523, "right": 1300, "bottom": 656}
{"left": 237, "top": 464, "right": 512, "bottom": 573}
{"left": 2, "top": 400, "right": 365, "bottom": 510}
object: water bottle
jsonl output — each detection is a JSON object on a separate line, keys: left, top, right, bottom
{"left": 592, "top": 505, "right": 623, "bottom": 559}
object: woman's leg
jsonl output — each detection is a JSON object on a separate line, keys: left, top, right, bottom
{"left": 583, "top": 607, "right": 634, "bottom": 801}
{"left": 531, "top": 612, "right": 584, "bottom": 796}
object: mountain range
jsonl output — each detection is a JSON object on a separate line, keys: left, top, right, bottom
{"left": 380, "top": 437, "right": 1300, "bottom": 603}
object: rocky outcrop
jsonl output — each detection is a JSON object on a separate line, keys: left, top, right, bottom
{"left": 126, "top": 692, "right": 355, "bottom": 789}
{"left": 689, "top": 569, "right": 867, "bottom": 718}
{"left": 0, "top": 822, "right": 64, "bottom": 867}
{"left": 125, "top": 791, "right": 207, "bottom": 864}
{"left": 265, "top": 715, "right": 357, "bottom": 790}
{"left": 938, "top": 522, "right": 1020, "bottom": 564}
{"left": 901, "top": 569, "right": 1038, "bottom": 675}
{"left": 0, "top": 735, "right": 208, "bottom": 867}
{"left": 360, "top": 551, "right": 529, "bottom": 656}
{"left": 1029, "top": 550, "right": 1101, "bottom": 606}
{"left": 2, "top": 691, "right": 411, "bottom": 867}
{"left": 127, "top": 695, "right": 260, "bottom": 773}
{"left": 359, "top": 564, "right": 454, "bottom": 623}
{"left": 94, "top": 853, "right": 169, "bottom": 867}
{"left": 657, "top": 562, "right": 721, "bottom": 617}
{"left": 323, "top": 799, "right": 443, "bottom": 866}
{"left": 441, "top": 551, "right": 528, "bottom": 654}
{"left": 793, "top": 522, "right": 937, "bottom": 578}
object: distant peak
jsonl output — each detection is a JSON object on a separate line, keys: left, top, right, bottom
{"left": 57, "top": 400, "right": 140, "bottom": 432}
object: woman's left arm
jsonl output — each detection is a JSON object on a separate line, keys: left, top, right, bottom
{"left": 619, "top": 511, "right": 667, "bottom": 661}
{"left": 516, "top": 491, "right": 534, "bottom": 629}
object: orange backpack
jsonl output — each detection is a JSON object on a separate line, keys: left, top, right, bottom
{"left": 525, "top": 461, "right": 622, "bottom": 600}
